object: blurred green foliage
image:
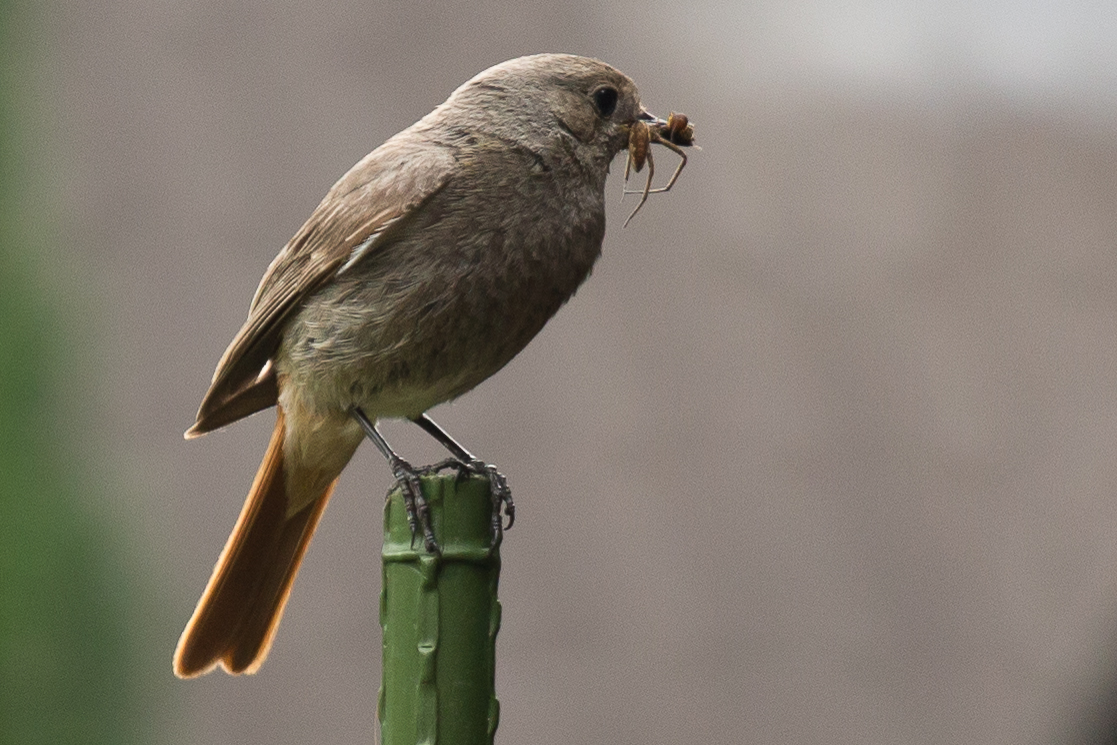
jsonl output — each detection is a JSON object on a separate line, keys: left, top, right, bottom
{"left": 0, "top": 3, "right": 154, "bottom": 744}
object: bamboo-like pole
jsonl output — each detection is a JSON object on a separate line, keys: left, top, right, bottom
{"left": 379, "top": 474, "right": 501, "bottom": 745}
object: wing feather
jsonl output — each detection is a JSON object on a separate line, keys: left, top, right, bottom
{"left": 186, "top": 138, "right": 455, "bottom": 438}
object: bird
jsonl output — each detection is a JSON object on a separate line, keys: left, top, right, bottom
{"left": 173, "top": 53, "right": 686, "bottom": 678}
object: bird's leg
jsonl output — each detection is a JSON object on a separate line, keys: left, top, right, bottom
{"left": 411, "top": 413, "right": 514, "bottom": 547}
{"left": 351, "top": 407, "right": 439, "bottom": 553}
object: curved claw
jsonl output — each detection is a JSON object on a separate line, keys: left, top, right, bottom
{"left": 478, "top": 462, "right": 514, "bottom": 534}
{"left": 407, "top": 414, "right": 513, "bottom": 548}
{"left": 387, "top": 454, "right": 440, "bottom": 554}
{"left": 421, "top": 457, "right": 513, "bottom": 546}
{"left": 463, "top": 460, "right": 511, "bottom": 535}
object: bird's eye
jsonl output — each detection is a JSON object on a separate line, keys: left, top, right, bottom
{"left": 592, "top": 86, "right": 619, "bottom": 118}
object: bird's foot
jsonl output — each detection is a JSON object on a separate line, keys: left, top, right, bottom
{"left": 419, "top": 457, "right": 514, "bottom": 547}
{"left": 386, "top": 453, "right": 440, "bottom": 554}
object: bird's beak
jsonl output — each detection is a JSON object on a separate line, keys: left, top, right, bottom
{"left": 637, "top": 109, "right": 667, "bottom": 127}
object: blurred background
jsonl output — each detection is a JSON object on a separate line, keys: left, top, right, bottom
{"left": 4, "top": 0, "right": 1117, "bottom": 743}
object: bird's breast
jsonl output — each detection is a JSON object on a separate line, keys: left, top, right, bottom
{"left": 276, "top": 169, "right": 606, "bottom": 419}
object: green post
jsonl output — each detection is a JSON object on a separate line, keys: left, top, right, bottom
{"left": 379, "top": 474, "right": 501, "bottom": 745}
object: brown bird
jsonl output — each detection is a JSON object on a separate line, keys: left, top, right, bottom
{"left": 174, "top": 53, "right": 687, "bottom": 678}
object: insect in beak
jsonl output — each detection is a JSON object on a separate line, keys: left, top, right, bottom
{"left": 622, "top": 111, "right": 696, "bottom": 227}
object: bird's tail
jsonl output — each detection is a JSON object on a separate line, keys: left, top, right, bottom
{"left": 173, "top": 406, "right": 336, "bottom": 677}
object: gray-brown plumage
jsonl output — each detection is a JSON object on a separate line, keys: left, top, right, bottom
{"left": 175, "top": 54, "right": 656, "bottom": 677}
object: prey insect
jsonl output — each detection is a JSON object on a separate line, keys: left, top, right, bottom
{"left": 622, "top": 112, "right": 696, "bottom": 227}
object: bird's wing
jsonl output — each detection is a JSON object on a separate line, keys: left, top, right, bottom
{"left": 186, "top": 137, "right": 455, "bottom": 437}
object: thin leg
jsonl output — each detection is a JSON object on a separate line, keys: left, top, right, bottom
{"left": 411, "top": 413, "right": 514, "bottom": 545}
{"left": 623, "top": 139, "right": 687, "bottom": 196}
{"left": 623, "top": 149, "right": 656, "bottom": 228}
{"left": 622, "top": 148, "right": 634, "bottom": 196}
{"left": 351, "top": 407, "right": 439, "bottom": 553}
{"left": 642, "top": 138, "right": 688, "bottom": 194}
{"left": 622, "top": 136, "right": 689, "bottom": 227}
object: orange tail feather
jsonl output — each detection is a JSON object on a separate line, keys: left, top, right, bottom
{"left": 174, "top": 407, "right": 335, "bottom": 677}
